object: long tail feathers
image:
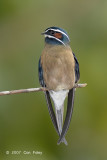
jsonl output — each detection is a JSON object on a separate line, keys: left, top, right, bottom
{"left": 55, "top": 108, "right": 63, "bottom": 134}
{"left": 45, "top": 91, "right": 67, "bottom": 145}
{"left": 45, "top": 89, "right": 75, "bottom": 146}
{"left": 45, "top": 91, "right": 60, "bottom": 135}
{"left": 57, "top": 88, "right": 75, "bottom": 144}
{"left": 55, "top": 107, "right": 68, "bottom": 145}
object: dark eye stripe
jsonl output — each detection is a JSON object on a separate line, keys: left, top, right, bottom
{"left": 50, "top": 30, "right": 55, "bottom": 35}
{"left": 45, "top": 28, "right": 70, "bottom": 42}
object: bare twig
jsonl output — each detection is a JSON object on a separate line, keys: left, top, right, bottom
{"left": 74, "top": 83, "right": 87, "bottom": 88}
{"left": 0, "top": 83, "right": 87, "bottom": 96}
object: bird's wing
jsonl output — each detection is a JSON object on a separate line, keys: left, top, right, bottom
{"left": 73, "top": 52, "right": 80, "bottom": 83}
{"left": 57, "top": 53, "right": 80, "bottom": 144}
{"left": 45, "top": 91, "right": 59, "bottom": 135}
{"left": 38, "top": 57, "right": 59, "bottom": 135}
{"left": 38, "top": 57, "right": 45, "bottom": 87}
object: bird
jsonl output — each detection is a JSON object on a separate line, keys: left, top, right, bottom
{"left": 38, "top": 26, "right": 80, "bottom": 145}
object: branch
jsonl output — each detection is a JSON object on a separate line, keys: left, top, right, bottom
{"left": 74, "top": 83, "right": 87, "bottom": 88}
{"left": 0, "top": 83, "right": 87, "bottom": 96}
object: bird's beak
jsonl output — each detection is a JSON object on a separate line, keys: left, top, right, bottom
{"left": 41, "top": 32, "right": 45, "bottom": 35}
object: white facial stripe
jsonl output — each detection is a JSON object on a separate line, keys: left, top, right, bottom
{"left": 45, "top": 28, "right": 70, "bottom": 41}
{"left": 45, "top": 35, "right": 66, "bottom": 46}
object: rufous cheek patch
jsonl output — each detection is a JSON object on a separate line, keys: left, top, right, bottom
{"left": 54, "top": 33, "right": 62, "bottom": 39}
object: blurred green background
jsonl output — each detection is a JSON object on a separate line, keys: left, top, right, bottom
{"left": 0, "top": 0, "right": 107, "bottom": 159}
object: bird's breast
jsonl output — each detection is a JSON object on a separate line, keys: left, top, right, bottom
{"left": 41, "top": 45, "right": 75, "bottom": 91}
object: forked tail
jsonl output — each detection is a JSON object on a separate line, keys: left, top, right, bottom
{"left": 55, "top": 107, "right": 68, "bottom": 145}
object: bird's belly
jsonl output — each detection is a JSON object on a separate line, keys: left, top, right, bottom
{"left": 41, "top": 45, "right": 75, "bottom": 91}
{"left": 47, "top": 72, "right": 75, "bottom": 90}
{"left": 43, "top": 59, "right": 75, "bottom": 90}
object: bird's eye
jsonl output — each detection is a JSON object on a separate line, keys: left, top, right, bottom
{"left": 50, "top": 30, "right": 55, "bottom": 35}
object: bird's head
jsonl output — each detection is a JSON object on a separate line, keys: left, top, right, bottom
{"left": 42, "top": 27, "right": 70, "bottom": 46}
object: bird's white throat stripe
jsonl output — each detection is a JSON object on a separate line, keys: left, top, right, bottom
{"left": 45, "top": 34, "right": 66, "bottom": 46}
{"left": 45, "top": 28, "right": 70, "bottom": 42}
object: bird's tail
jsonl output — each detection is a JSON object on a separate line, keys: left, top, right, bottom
{"left": 57, "top": 88, "right": 75, "bottom": 145}
{"left": 55, "top": 106, "right": 68, "bottom": 145}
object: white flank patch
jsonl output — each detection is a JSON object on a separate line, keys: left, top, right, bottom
{"left": 49, "top": 90, "right": 69, "bottom": 110}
